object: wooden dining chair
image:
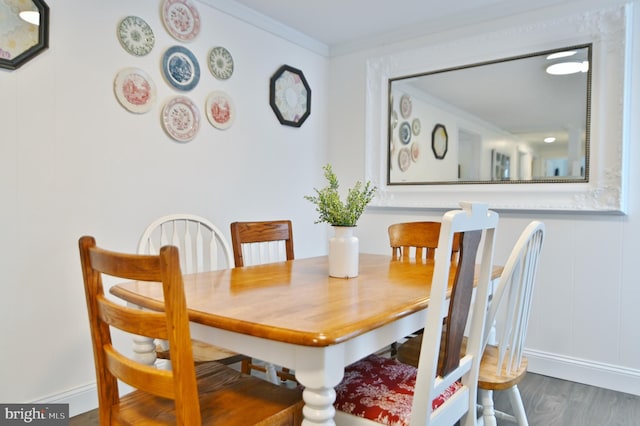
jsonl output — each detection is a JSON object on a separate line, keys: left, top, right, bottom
{"left": 230, "top": 220, "right": 294, "bottom": 267}
{"left": 78, "top": 236, "right": 303, "bottom": 425}
{"left": 389, "top": 221, "right": 461, "bottom": 262}
{"left": 138, "top": 214, "right": 247, "bottom": 367}
{"left": 334, "top": 202, "right": 499, "bottom": 426}
{"left": 397, "top": 221, "right": 545, "bottom": 426}
{"left": 387, "top": 221, "right": 462, "bottom": 355}
{"left": 230, "top": 220, "right": 297, "bottom": 384}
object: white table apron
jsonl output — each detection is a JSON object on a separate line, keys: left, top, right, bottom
{"left": 131, "top": 305, "right": 428, "bottom": 426}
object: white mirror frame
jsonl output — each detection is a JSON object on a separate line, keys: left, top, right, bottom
{"left": 365, "top": 4, "right": 631, "bottom": 213}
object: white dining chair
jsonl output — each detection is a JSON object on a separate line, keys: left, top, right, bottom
{"left": 334, "top": 201, "right": 499, "bottom": 426}
{"left": 397, "top": 221, "right": 545, "bottom": 426}
{"left": 476, "top": 221, "right": 545, "bottom": 426}
{"left": 138, "top": 213, "right": 234, "bottom": 273}
{"left": 137, "top": 214, "right": 247, "bottom": 369}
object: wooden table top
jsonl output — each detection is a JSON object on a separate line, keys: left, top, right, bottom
{"left": 110, "top": 254, "right": 502, "bottom": 347}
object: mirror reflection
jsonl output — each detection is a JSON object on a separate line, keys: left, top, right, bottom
{"left": 388, "top": 45, "right": 591, "bottom": 184}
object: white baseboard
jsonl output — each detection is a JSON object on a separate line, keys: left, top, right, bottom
{"left": 34, "top": 383, "right": 97, "bottom": 417}
{"left": 34, "top": 382, "right": 136, "bottom": 417}
{"left": 525, "top": 348, "right": 640, "bottom": 396}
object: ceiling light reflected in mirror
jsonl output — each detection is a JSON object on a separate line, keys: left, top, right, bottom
{"left": 547, "top": 50, "right": 576, "bottom": 60}
{"left": 546, "top": 61, "right": 589, "bottom": 75}
{"left": 19, "top": 11, "right": 40, "bottom": 25}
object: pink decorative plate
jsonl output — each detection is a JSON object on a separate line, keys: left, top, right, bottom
{"left": 411, "top": 142, "right": 420, "bottom": 162}
{"left": 400, "top": 94, "right": 412, "bottom": 118}
{"left": 162, "top": 96, "right": 200, "bottom": 142}
{"left": 398, "top": 147, "right": 411, "bottom": 172}
{"left": 114, "top": 68, "right": 156, "bottom": 114}
{"left": 162, "top": 0, "right": 200, "bottom": 42}
{"left": 205, "top": 91, "right": 235, "bottom": 130}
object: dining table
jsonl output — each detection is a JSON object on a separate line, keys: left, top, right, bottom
{"left": 110, "top": 253, "right": 503, "bottom": 426}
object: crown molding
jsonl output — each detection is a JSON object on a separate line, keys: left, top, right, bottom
{"left": 196, "top": 0, "right": 330, "bottom": 56}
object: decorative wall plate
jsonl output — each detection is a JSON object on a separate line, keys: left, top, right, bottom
{"left": 399, "top": 121, "right": 411, "bottom": 145}
{"left": 162, "top": 0, "right": 200, "bottom": 42}
{"left": 114, "top": 67, "right": 156, "bottom": 113}
{"left": 117, "top": 16, "right": 155, "bottom": 56}
{"left": 412, "top": 118, "right": 421, "bottom": 136}
{"left": 269, "top": 65, "right": 311, "bottom": 127}
{"left": 390, "top": 110, "right": 398, "bottom": 129}
{"left": 398, "top": 147, "right": 411, "bottom": 172}
{"left": 432, "top": 123, "right": 448, "bottom": 159}
{"left": 411, "top": 142, "right": 420, "bottom": 162}
{"left": 162, "top": 96, "right": 200, "bottom": 142}
{"left": 208, "top": 46, "right": 234, "bottom": 80}
{"left": 400, "top": 94, "right": 412, "bottom": 118}
{"left": 205, "top": 91, "right": 235, "bottom": 130}
{"left": 162, "top": 45, "right": 200, "bottom": 91}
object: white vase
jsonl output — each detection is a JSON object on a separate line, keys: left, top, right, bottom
{"left": 329, "top": 226, "right": 359, "bottom": 278}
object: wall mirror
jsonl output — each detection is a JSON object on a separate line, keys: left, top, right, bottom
{"left": 389, "top": 45, "right": 591, "bottom": 185}
{"left": 365, "top": 5, "right": 630, "bottom": 213}
{"left": 0, "top": 0, "right": 49, "bottom": 70}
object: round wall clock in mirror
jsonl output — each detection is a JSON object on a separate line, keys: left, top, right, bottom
{"left": 431, "top": 124, "right": 448, "bottom": 160}
{"left": 0, "top": 0, "right": 49, "bottom": 70}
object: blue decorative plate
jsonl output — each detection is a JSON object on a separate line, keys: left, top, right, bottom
{"left": 162, "top": 45, "right": 200, "bottom": 91}
{"left": 399, "top": 121, "right": 412, "bottom": 145}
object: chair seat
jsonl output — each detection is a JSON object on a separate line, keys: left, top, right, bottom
{"left": 156, "top": 339, "right": 248, "bottom": 365}
{"left": 477, "top": 344, "right": 528, "bottom": 391}
{"left": 334, "top": 354, "right": 462, "bottom": 426}
{"left": 113, "top": 361, "right": 304, "bottom": 425}
{"left": 397, "top": 335, "right": 528, "bottom": 391}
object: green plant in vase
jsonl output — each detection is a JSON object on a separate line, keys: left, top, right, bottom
{"left": 305, "top": 164, "right": 376, "bottom": 278}
{"left": 304, "top": 164, "right": 376, "bottom": 227}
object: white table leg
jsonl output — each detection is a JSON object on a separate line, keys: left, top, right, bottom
{"left": 127, "top": 302, "right": 158, "bottom": 366}
{"left": 294, "top": 346, "right": 344, "bottom": 426}
{"left": 301, "top": 387, "right": 337, "bottom": 426}
{"left": 132, "top": 334, "right": 157, "bottom": 365}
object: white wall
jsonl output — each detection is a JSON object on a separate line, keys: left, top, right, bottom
{"left": 328, "top": 0, "right": 640, "bottom": 396}
{"left": 0, "top": 0, "right": 330, "bottom": 414}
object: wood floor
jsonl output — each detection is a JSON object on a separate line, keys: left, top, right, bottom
{"left": 70, "top": 372, "right": 640, "bottom": 425}
{"left": 492, "top": 373, "right": 640, "bottom": 425}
